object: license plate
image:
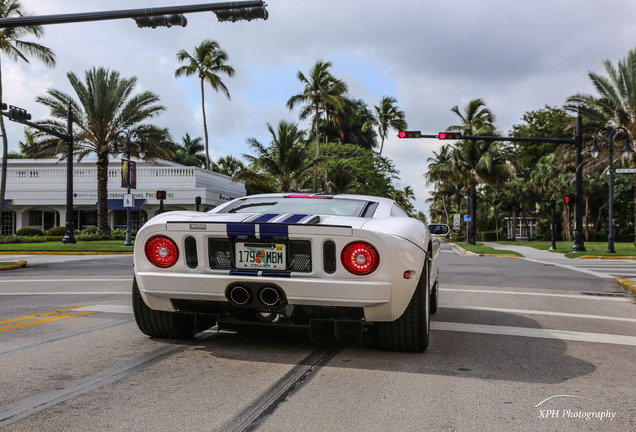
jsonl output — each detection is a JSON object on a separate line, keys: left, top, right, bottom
{"left": 235, "top": 242, "right": 286, "bottom": 270}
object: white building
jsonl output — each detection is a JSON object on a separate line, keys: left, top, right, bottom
{"left": 0, "top": 158, "right": 246, "bottom": 235}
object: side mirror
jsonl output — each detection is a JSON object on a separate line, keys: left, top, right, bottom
{"left": 428, "top": 224, "right": 450, "bottom": 238}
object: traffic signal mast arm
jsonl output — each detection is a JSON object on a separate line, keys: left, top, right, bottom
{"left": 1, "top": 104, "right": 70, "bottom": 141}
{"left": 0, "top": 1, "right": 267, "bottom": 28}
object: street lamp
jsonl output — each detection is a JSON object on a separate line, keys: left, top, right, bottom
{"left": 111, "top": 131, "right": 146, "bottom": 246}
{"left": 589, "top": 126, "right": 634, "bottom": 253}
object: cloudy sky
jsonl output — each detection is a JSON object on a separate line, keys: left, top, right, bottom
{"left": 4, "top": 0, "right": 636, "bottom": 216}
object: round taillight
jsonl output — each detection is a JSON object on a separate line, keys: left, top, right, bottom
{"left": 341, "top": 241, "right": 380, "bottom": 275}
{"left": 145, "top": 235, "right": 179, "bottom": 268}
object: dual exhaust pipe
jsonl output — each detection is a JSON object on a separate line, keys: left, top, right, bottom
{"left": 227, "top": 284, "right": 284, "bottom": 307}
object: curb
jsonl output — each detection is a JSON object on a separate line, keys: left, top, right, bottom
{"left": 616, "top": 278, "right": 636, "bottom": 296}
{"left": 579, "top": 255, "right": 636, "bottom": 260}
{"left": 0, "top": 260, "right": 27, "bottom": 271}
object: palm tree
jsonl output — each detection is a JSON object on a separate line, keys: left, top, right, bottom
{"left": 325, "top": 159, "right": 359, "bottom": 194}
{"left": 446, "top": 99, "right": 511, "bottom": 243}
{"left": 287, "top": 60, "right": 347, "bottom": 192}
{"left": 566, "top": 48, "right": 636, "bottom": 244}
{"left": 0, "top": 0, "right": 56, "bottom": 228}
{"left": 448, "top": 98, "right": 496, "bottom": 136}
{"left": 363, "top": 96, "right": 407, "bottom": 156}
{"left": 244, "top": 120, "right": 314, "bottom": 192}
{"left": 175, "top": 40, "right": 235, "bottom": 170}
{"left": 210, "top": 154, "right": 245, "bottom": 177}
{"left": 175, "top": 133, "right": 205, "bottom": 167}
{"left": 34, "top": 67, "right": 169, "bottom": 235}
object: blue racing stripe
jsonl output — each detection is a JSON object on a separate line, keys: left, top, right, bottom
{"left": 281, "top": 214, "right": 308, "bottom": 223}
{"left": 261, "top": 271, "right": 291, "bottom": 278}
{"left": 260, "top": 224, "right": 288, "bottom": 238}
{"left": 227, "top": 223, "right": 256, "bottom": 238}
{"left": 230, "top": 269, "right": 259, "bottom": 276}
{"left": 252, "top": 213, "right": 279, "bottom": 223}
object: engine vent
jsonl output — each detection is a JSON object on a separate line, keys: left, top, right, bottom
{"left": 184, "top": 236, "right": 198, "bottom": 268}
{"left": 323, "top": 240, "right": 336, "bottom": 273}
{"left": 289, "top": 240, "right": 312, "bottom": 272}
{"left": 209, "top": 238, "right": 232, "bottom": 270}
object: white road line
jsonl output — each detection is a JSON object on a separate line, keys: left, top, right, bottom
{"left": 432, "top": 321, "right": 636, "bottom": 346}
{"left": 0, "top": 292, "right": 129, "bottom": 296}
{"left": 442, "top": 288, "right": 632, "bottom": 302}
{"left": 0, "top": 278, "right": 132, "bottom": 283}
{"left": 523, "top": 258, "right": 614, "bottom": 278}
{"left": 440, "top": 305, "right": 636, "bottom": 323}
{"left": 74, "top": 305, "right": 133, "bottom": 314}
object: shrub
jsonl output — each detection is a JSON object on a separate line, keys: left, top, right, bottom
{"left": 82, "top": 226, "right": 98, "bottom": 235}
{"left": 46, "top": 226, "right": 67, "bottom": 236}
{"left": 16, "top": 226, "right": 44, "bottom": 236}
{"left": 478, "top": 231, "right": 499, "bottom": 242}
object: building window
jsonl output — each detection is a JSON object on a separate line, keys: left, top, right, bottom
{"left": 27, "top": 210, "right": 59, "bottom": 230}
{"left": 2, "top": 211, "right": 15, "bottom": 235}
{"left": 113, "top": 210, "right": 147, "bottom": 231}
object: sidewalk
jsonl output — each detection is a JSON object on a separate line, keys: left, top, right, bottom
{"left": 478, "top": 242, "right": 636, "bottom": 297}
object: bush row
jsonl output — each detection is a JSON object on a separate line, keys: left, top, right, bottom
{"left": 6, "top": 226, "right": 134, "bottom": 242}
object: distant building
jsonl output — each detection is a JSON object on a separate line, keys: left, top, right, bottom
{"left": 0, "top": 158, "right": 246, "bottom": 235}
{"left": 504, "top": 212, "right": 537, "bottom": 241}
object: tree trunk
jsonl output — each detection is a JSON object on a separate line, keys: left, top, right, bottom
{"left": 200, "top": 78, "right": 209, "bottom": 170}
{"left": 96, "top": 151, "right": 110, "bottom": 236}
{"left": 584, "top": 195, "right": 590, "bottom": 241}
{"left": 593, "top": 200, "right": 606, "bottom": 241}
{"left": 313, "top": 105, "right": 320, "bottom": 193}
{"left": 470, "top": 184, "right": 477, "bottom": 244}
{"left": 0, "top": 56, "right": 7, "bottom": 234}
{"left": 511, "top": 198, "right": 517, "bottom": 241}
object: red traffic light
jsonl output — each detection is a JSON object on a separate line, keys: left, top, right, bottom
{"left": 156, "top": 190, "right": 167, "bottom": 200}
{"left": 398, "top": 131, "right": 421, "bottom": 139}
{"left": 564, "top": 194, "right": 576, "bottom": 206}
{"left": 438, "top": 132, "right": 461, "bottom": 140}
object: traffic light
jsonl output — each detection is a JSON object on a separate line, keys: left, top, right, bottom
{"left": 134, "top": 14, "right": 187, "bottom": 28}
{"left": 214, "top": 6, "right": 269, "bottom": 22}
{"left": 156, "top": 190, "right": 167, "bottom": 200}
{"left": 564, "top": 194, "right": 576, "bottom": 206}
{"left": 8, "top": 105, "right": 31, "bottom": 123}
{"left": 398, "top": 130, "right": 421, "bottom": 139}
{"left": 438, "top": 132, "right": 462, "bottom": 140}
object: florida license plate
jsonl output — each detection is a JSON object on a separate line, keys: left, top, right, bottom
{"left": 235, "top": 243, "right": 286, "bottom": 270}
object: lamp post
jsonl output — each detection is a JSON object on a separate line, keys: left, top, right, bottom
{"left": 111, "top": 131, "right": 146, "bottom": 246}
{"left": 589, "top": 127, "right": 634, "bottom": 253}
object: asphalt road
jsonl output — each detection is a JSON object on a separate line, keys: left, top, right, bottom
{"left": 0, "top": 246, "right": 634, "bottom": 431}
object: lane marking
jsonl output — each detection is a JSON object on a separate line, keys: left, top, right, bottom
{"left": 0, "top": 306, "right": 89, "bottom": 325}
{"left": 0, "top": 311, "right": 96, "bottom": 333}
{"left": 440, "top": 305, "right": 636, "bottom": 323}
{"left": 0, "top": 278, "right": 132, "bottom": 283}
{"left": 432, "top": 321, "right": 636, "bottom": 346}
{"left": 74, "top": 305, "right": 133, "bottom": 314}
{"left": 442, "top": 288, "right": 631, "bottom": 302}
{"left": 523, "top": 257, "right": 614, "bottom": 278}
{"left": 0, "top": 292, "right": 129, "bottom": 296}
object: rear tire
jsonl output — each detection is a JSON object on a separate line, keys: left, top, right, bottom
{"left": 376, "top": 259, "right": 430, "bottom": 352}
{"left": 132, "top": 278, "right": 213, "bottom": 339}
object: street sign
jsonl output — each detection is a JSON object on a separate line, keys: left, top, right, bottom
{"left": 463, "top": 215, "right": 472, "bottom": 223}
{"left": 123, "top": 193, "right": 134, "bottom": 208}
{"left": 453, "top": 213, "right": 461, "bottom": 230}
{"left": 615, "top": 168, "right": 636, "bottom": 174}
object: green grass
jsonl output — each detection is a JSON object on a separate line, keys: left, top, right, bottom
{"left": 452, "top": 241, "right": 523, "bottom": 257}
{"left": 0, "top": 240, "right": 134, "bottom": 253}
{"left": 491, "top": 240, "right": 636, "bottom": 258}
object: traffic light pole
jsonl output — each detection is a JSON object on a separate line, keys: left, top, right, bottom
{"left": 0, "top": 1, "right": 267, "bottom": 28}
{"left": 401, "top": 111, "right": 587, "bottom": 252}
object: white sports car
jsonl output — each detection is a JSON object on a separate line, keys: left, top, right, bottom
{"left": 132, "top": 193, "right": 443, "bottom": 352}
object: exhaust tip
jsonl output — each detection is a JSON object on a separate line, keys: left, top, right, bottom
{"left": 229, "top": 286, "right": 251, "bottom": 305}
{"left": 259, "top": 286, "right": 281, "bottom": 307}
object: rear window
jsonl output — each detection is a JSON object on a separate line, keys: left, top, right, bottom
{"left": 223, "top": 196, "right": 368, "bottom": 217}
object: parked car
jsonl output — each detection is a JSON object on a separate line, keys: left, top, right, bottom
{"left": 132, "top": 193, "right": 442, "bottom": 352}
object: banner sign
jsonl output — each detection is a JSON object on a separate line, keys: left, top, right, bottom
{"left": 121, "top": 160, "right": 136, "bottom": 189}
